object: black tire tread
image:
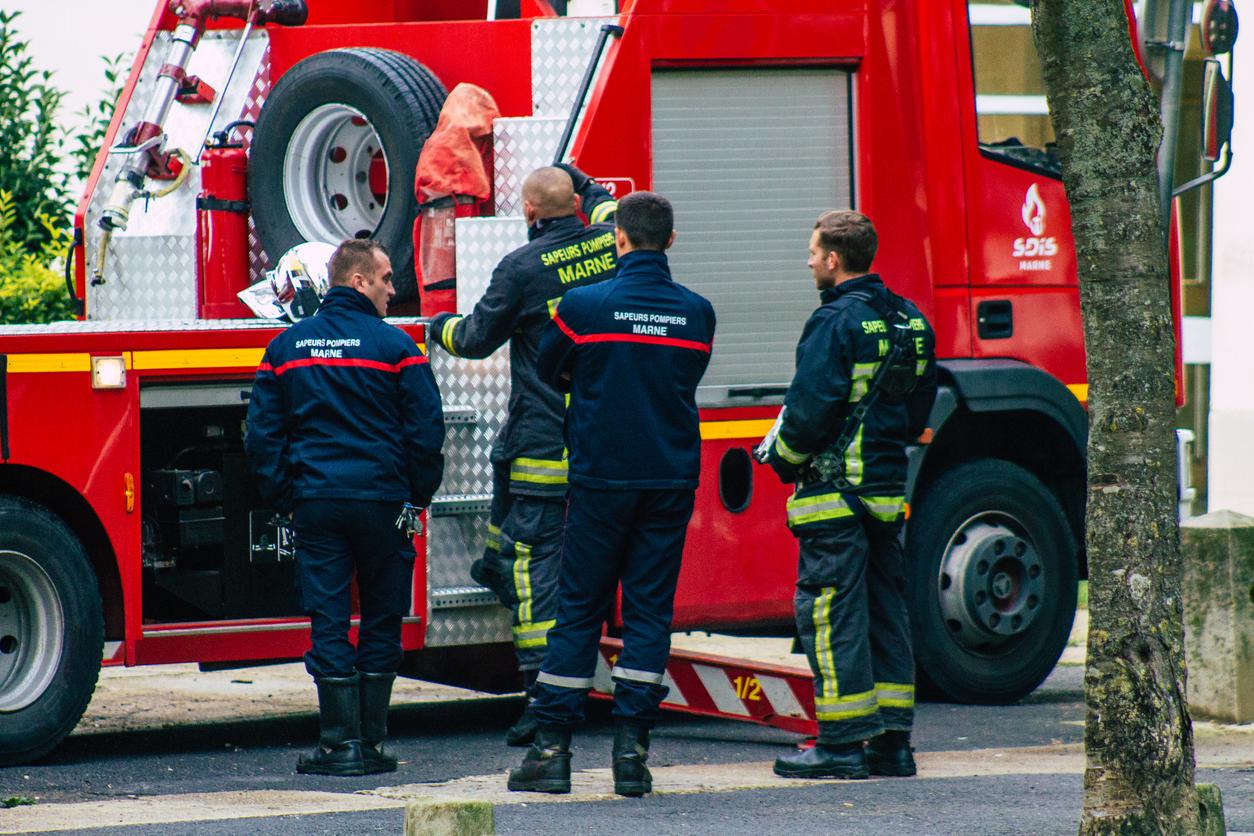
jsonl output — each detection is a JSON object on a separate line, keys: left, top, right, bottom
{"left": 908, "top": 458, "right": 1078, "bottom": 705}
{"left": 0, "top": 496, "right": 103, "bottom": 766}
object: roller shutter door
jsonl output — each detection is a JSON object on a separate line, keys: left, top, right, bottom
{"left": 651, "top": 68, "right": 853, "bottom": 401}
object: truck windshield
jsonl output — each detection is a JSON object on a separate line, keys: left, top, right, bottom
{"left": 968, "top": 1, "right": 1061, "bottom": 176}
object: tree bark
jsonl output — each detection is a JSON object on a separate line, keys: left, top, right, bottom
{"left": 1030, "top": 2, "right": 1198, "bottom": 833}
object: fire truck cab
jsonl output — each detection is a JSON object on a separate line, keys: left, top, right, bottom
{"left": 0, "top": 0, "right": 1114, "bottom": 765}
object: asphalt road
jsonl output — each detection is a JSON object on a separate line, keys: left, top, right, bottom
{"left": 4, "top": 662, "right": 1253, "bottom": 834}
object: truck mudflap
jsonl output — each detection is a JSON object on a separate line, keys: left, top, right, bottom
{"left": 592, "top": 637, "right": 818, "bottom": 736}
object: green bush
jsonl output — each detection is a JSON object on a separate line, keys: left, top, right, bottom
{"left": 71, "top": 52, "right": 130, "bottom": 185}
{"left": 0, "top": 10, "right": 69, "bottom": 256}
{"left": 0, "top": 191, "right": 76, "bottom": 324}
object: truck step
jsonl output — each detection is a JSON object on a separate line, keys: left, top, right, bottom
{"left": 442, "top": 404, "right": 480, "bottom": 425}
{"left": 428, "top": 494, "right": 494, "bottom": 516}
{"left": 431, "top": 585, "right": 501, "bottom": 609}
{"left": 593, "top": 637, "right": 818, "bottom": 737}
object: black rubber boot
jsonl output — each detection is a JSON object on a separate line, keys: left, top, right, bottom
{"left": 507, "top": 728, "right": 572, "bottom": 794}
{"left": 505, "top": 670, "right": 540, "bottom": 747}
{"left": 611, "top": 724, "right": 652, "bottom": 797}
{"left": 297, "top": 674, "right": 367, "bottom": 776}
{"left": 773, "top": 741, "right": 868, "bottom": 779}
{"left": 359, "top": 671, "right": 399, "bottom": 774}
{"left": 866, "top": 729, "right": 916, "bottom": 777}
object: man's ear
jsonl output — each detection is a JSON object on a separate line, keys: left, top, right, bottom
{"left": 826, "top": 248, "right": 841, "bottom": 274}
{"left": 664, "top": 230, "right": 676, "bottom": 251}
{"left": 615, "top": 227, "right": 630, "bottom": 250}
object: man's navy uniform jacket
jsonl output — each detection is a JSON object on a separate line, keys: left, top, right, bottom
{"left": 537, "top": 249, "right": 716, "bottom": 490}
{"left": 767, "top": 274, "right": 937, "bottom": 534}
{"left": 428, "top": 179, "right": 617, "bottom": 495}
{"left": 246, "top": 285, "right": 445, "bottom": 513}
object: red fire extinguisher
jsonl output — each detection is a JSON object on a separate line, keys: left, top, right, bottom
{"left": 197, "top": 121, "right": 253, "bottom": 319}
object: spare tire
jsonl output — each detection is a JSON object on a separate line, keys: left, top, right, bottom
{"left": 250, "top": 48, "right": 447, "bottom": 303}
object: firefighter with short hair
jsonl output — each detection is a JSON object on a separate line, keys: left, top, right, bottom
{"left": 247, "top": 238, "right": 445, "bottom": 776}
{"left": 428, "top": 165, "right": 617, "bottom": 745}
{"left": 507, "top": 191, "right": 716, "bottom": 797}
{"left": 767, "top": 210, "right": 937, "bottom": 779}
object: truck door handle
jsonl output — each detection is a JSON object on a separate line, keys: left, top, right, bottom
{"left": 977, "top": 300, "right": 1014, "bottom": 340}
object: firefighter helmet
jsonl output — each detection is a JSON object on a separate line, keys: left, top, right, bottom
{"left": 268, "top": 241, "right": 337, "bottom": 321}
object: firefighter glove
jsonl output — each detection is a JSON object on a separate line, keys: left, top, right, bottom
{"left": 554, "top": 162, "right": 592, "bottom": 194}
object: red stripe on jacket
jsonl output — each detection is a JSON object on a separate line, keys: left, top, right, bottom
{"left": 552, "top": 314, "right": 712, "bottom": 354}
{"left": 263, "top": 354, "right": 428, "bottom": 376}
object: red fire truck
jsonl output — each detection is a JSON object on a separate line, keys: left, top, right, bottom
{"left": 0, "top": 0, "right": 1205, "bottom": 765}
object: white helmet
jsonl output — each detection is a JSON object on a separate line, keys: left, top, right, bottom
{"left": 268, "top": 241, "right": 337, "bottom": 321}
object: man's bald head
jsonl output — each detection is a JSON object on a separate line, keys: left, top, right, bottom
{"left": 522, "top": 167, "right": 578, "bottom": 222}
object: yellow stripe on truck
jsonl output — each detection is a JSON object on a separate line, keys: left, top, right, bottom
{"left": 132, "top": 348, "right": 266, "bottom": 370}
{"left": 5, "top": 353, "right": 96, "bottom": 373}
{"left": 699, "top": 419, "right": 776, "bottom": 440}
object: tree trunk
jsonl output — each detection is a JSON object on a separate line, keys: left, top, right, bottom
{"left": 1030, "top": 2, "right": 1197, "bottom": 833}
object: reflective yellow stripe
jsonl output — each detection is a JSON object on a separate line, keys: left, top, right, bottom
{"left": 786, "top": 492, "right": 855, "bottom": 528}
{"left": 589, "top": 200, "right": 618, "bottom": 225}
{"left": 440, "top": 315, "right": 463, "bottom": 356}
{"left": 875, "top": 681, "right": 915, "bottom": 709}
{"left": 844, "top": 423, "right": 864, "bottom": 487}
{"left": 512, "top": 619, "right": 555, "bottom": 649}
{"left": 510, "top": 457, "right": 569, "bottom": 486}
{"left": 849, "top": 361, "right": 879, "bottom": 402}
{"left": 1068, "top": 383, "right": 1088, "bottom": 403}
{"left": 133, "top": 348, "right": 266, "bottom": 370}
{"left": 485, "top": 523, "right": 502, "bottom": 553}
{"left": 860, "top": 495, "right": 905, "bottom": 523}
{"left": 816, "top": 689, "right": 879, "bottom": 721}
{"left": 773, "top": 435, "right": 808, "bottom": 465}
{"left": 813, "top": 587, "right": 837, "bottom": 698}
{"left": 6, "top": 353, "right": 95, "bottom": 373}
{"left": 699, "top": 419, "right": 776, "bottom": 440}
{"left": 514, "top": 542, "right": 534, "bottom": 626}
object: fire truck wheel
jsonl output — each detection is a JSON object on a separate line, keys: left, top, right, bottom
{"left": 249, "top": 48, "right": 448, "bottom": 303}
{"left": 0, "top": 497, "right": 103, "bottom": 766}
{"left": 906, "top": 459, "right": 1078, "bottom": 704}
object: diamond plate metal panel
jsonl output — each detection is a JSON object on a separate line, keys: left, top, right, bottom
{"left": 84, "top": 31, "right": 269, "bottom": 321}
{"left": 423, "top": 217, "right": 529, "bottom": 648}
{"left": 243, "top": 45, "right": 274, "bottom": 284}
{"left": 531, "top": 18, "right": 617, "bottom": 117}
{"left": 493, "top": 117, "right": 567, "bottom": 217}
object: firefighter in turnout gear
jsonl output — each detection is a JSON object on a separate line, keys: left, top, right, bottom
{"left": 428, "top": 165, "right": 617, "bottom": 745}
{"left": 767, "top": 211, "right": 937, "bottom": 779}
{"left": 508, "top": 191, "right": 716, "bottom": 798}
{"left": 247, "top": 239, "right": 445, "bottom": 777}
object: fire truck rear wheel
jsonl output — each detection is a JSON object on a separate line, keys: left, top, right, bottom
{"left": 907, "top": 459, "right": 1078, "bottom": 704}
{"left": 0, "top": 497, "right": 103, "bottom": 766}
{"left": 249, "top": 48, "right": 448, "bottom": 303}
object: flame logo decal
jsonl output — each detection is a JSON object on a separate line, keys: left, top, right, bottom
{"left": 1022, "top": 183, "right": 1046, "bottom": 236}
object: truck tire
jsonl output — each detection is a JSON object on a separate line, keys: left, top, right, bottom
{"left": 907, "top": 459, "right": 1078, "bottom": 704}
{"left": 250, "top": 48, "right": 448, "bottom": 303}
{"left": 0, "top": 497, "right": 103, "bottom": 765}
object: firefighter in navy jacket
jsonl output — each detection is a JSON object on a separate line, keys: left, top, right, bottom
{"left": 247, "top": 239, "right": 444, "bottom": 777}
{"left": 767, "top": 211, "right": 937, "bottom": 780}
{"left": 508, "top": 192, "right": 716, "bottom": 798}
{"left": 427, "top": 165, "right": 617, "bottom": 745}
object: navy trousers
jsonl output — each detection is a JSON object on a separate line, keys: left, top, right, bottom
{"left": 293, "top": 499, "right": 416, "bottom": 679}
{"left": 532, "top": 485, "right": 695, "bottom": 730}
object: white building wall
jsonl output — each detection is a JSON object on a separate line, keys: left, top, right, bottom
{"left": 1207, "top": 31, "right": 1254, "bottom": 514}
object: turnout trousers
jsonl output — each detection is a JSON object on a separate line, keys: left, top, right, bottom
{"left": 293, "top": 499, "right": 417, "bottom": 679}
{"left": 475, "top": 461, "right": 565, "bottom": 671}
{"left": 531, "top": 485, "right": 696, "bottom": 729}
{"left": 793, "top": 493, "right": 915, "bottom": 745}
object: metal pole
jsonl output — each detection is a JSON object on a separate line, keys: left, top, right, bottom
{"left": 552, "top": 23, "right": 624, "bottom": 165}
{"left": 1156, "top": 0, "right": 1190, "bottom": 234}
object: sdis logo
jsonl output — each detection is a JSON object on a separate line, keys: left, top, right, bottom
{"left": 1013, "top": 183, "right": 1057, "bottom": 270}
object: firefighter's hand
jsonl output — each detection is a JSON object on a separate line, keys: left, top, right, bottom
{"left": 555, "top": 163, "right": 591, "bottom": 193}
{"left": 916, "top": 427, "right": 934, "bottom": 445}
{"left": 428, "top": 313, "right": 456, "bottom": 352}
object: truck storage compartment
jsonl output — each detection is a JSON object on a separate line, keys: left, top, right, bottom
{"left": 139, "top": 382, "right": 302, "bottom": 621}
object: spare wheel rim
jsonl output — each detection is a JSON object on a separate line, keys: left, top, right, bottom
{"left": 0, "top": 551, "right": 65, "bottom": 712}
{"left": 283, "top": 103, "right": 390, "bottom": 243}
